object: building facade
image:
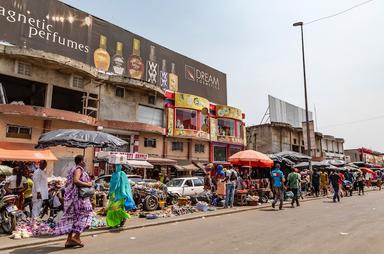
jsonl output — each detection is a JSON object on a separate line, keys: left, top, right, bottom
{"left": 246, "top": 122, "right": 344, "bottom": 160}
{"left": 345, "top": 148, "right": 384, "bottom": 166}
{"left": 0, "top": 0, "right": 245, "bottom": 177}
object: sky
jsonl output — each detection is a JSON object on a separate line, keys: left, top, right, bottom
{"left": 62, "top": 0, "right": 384, "bottom": 151}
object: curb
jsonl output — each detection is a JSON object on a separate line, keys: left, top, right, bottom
{"left": 0, "top": 191, "right": 371, "bottom": 251}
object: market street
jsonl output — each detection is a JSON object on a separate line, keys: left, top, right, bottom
{"left": 6, "top": 190, "right": 384, "bottom": 254}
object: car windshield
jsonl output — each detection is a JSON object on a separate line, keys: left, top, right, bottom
{"left": 166, "top": 179, "right": 184, "bottom": 187}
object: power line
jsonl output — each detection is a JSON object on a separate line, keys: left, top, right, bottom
{"left": 305, "top": 0, "right": 375, "bottom": 25}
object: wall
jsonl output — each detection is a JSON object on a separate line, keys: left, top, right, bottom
{"left": 165, "top": 137, "right": 189, "bottom": 161}
{"left": 246, "top": 125, "right": 272, "bottom": 153}
{"left": 138, "top": 133, "right": 164, "bottom": 157}
{"left": 190, "top": 140, "right": 209, "bottom": 162}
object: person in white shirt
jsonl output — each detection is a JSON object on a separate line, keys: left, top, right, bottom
{"left": 32, "top": 160, "right": 49, "bottom": 218}
{"left": 4, "top": 165, "right": 28, "bottom": 209}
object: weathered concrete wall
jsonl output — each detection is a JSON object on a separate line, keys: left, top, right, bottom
{"left": 164, "top": 137, "right": 189, "bottom": 161}
{"left": 246, "top": 125, "right": 273, "bottom": 154}
{"left": 138, "top": 133, "right": 164, "bottom": 157}
{"left": 190, "top": 140, "right": 209, "bottom": 162}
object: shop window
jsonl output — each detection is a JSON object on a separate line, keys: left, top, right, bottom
{"left": 16, "top": 61, "right": 32, "bottom": 76}
{"left": 200, "top": 113, "right": 209, "bottom": 133}
{"left": 172, "top": 141, "right": 183, "bottom": 151}
{"left": 137, "top": 105, "right": 163, "bottom": 127}
{"left": 6, "top": 125, "right": 32, "bottom": 139}
{"left": 236, "top": 121, "right": 243, "bottom": 138}
{"left": 175, "top": 109, "right": 197, "bottom": 130}
{"left": 230, "top": 147, "right": 241, "bottom": 157}
{"left": 0, "top": 74, "right": 46, "bottom": 106}
{"left": 214, "top": 146, "right": 227, "bottom": 162}
{"left": 148, "top": 95, "right": 156, "bottom": 105}
{"left": 195, "top": 144, "right": 205, "bottom": 153}
{"left": 218, "top": 118, "right": 235, "bottom": 136}
{"left": 144, "top": 138, "right": 156, "bottom": 148}
{"left": 115, "top": 86, "right": 125, "bottom": 98}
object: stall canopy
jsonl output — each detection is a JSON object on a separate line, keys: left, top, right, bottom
{"left": 147, "top": 157, "right": 177, "bottom": 166}
{"left": 0, "top": 142, "right": 57, "bottom": 161}
{"left": 229, "top": 150, "right": 274, "bottom": 168}
{"left": 125, "top": 160, "right": 154, "bottom": 169}
{"left": 275, "top": 151, "right": 311, "bottom": 163}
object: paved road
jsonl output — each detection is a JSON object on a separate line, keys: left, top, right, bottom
{"left": 6, "top": 191, "right": 384, "bottom": 254}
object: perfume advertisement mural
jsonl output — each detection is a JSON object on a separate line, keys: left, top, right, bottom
{"left": 0, "top": 0, "right": 227, "bottom": 104}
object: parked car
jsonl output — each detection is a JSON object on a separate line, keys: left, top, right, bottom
{"left": 166, "top": 177, "right": 205, "bottom": 196}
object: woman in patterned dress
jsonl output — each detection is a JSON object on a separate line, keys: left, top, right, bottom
{"left": 54, "top": 155, "right": 93, "bottom": 248}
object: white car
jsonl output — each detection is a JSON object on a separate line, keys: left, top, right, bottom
{"left": 166, "top": 177, "right": 205, "bottom": 196}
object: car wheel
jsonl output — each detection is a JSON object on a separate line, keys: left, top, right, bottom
{"left": 143, "top": 196, "right": 158, "bottom": 211}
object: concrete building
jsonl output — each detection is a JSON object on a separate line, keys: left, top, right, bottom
{"left": 246, "top": 122, "right": 344, "bottom": 160}
{"left": 345, "top": 148, "right": 384, "bottom": 166}
{"left": 0, "top": 0, "right": 245, "bottom": 177}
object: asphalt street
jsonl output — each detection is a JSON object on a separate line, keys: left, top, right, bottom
{"left": 6, "top": 190, "right": 384, "bottom": 254}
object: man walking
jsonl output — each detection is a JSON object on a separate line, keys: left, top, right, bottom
{"left": 271, "top": 163, "right": 285, "bottom": 210}
{"left": 329, "top": 170, "right": 341, "bottom": 203}
{"left": 287, "top": 168, "right": 301, "bottom": 208}
{"left": 312, "top": 169, "right": 320, "bottom": 197}
{"left": 357, "top": 172, "right": 365, "bottom": 195}
{"left": 320, "top": 170, "right": 329, "bottom": 196}
{"left": 32, "top": 160, "right": 49, "bottom": 218}
{"left": 223, "top": 167, "right": 238, "bottom": 208}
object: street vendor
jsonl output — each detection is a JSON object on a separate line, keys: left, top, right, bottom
{"left": 4, "top": 165, "right": 28, "bottom": 209}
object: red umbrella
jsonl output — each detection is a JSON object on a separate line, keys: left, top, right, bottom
{"left": 360, "top": 167, "right": 375, "bottom": 174}
{"left": 229, "top": 150, "right": 274, "bottom": 168}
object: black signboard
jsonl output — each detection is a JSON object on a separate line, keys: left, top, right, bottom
{"left": 0, "top": 0, "right": 227, "bottom": 104}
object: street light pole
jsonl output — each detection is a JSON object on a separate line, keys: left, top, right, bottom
{"left": 293, "top": 21, "right": 312, "bottom": 170}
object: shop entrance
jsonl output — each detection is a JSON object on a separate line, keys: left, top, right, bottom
{"left": 0, "top": 74, "right": 46, "bottom": 106}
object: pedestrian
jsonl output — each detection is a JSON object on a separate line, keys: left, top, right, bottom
{"left": 54, "top": 155, "right": 93, "bottom": 248}
{"left": 23, "top": 167, "right": 33, "bottom": 216}
{"left": 32, "top": 160, "right": 49, "bottom": 218}
{"left": 287, "top": 168, "right": 301, "bottom": 208}
{"left": 312, "top": 169, "right": 320, "bottom": 197}
{"left": 106, "top": 164, "right": 135, "bottom": 228}
{"left": 271, "top": 163, "right": 285, "bottom": 210}
{"left": 338, "top": 171, "right": 345, "bottom": 197}
{"left": 320, "top": 169, "right": 329, "bottom": 196}
{"left": 357, "top": 172, "right": 365, "bottom": 195}
{"left": 204, "top": 172, "right": 213, "bottom": 192}
{"left": 4, "top": 165, "right": 28, "bottom": 209}
{"left": 376, "top": 171, "right": 382, "bottom": 191}
{"left": 329, "top": 170, "right": 341, "bottom": 202}
{"left": 222, "top": 167, "right": 237, "bottom": 208}
{"left": 344, "top": 169, "right": 354, "bottom": 196}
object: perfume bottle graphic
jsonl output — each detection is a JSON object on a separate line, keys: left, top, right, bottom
{"left": 146, "top": 45, "right": 159, "bottom": 85}
{"left": 168, "top": 62, "right": 178, "bottom": 92}
{"left": 112, "top": 42, "right": 125, "bottom": 75}
{"left": 93, "top": 35, "right": 110, "bottom": 72}
{"left": 128, "top": 38, "right": 144, "bottom": 79}
{"left": 160, "top": 59, "right": 168, "bottom": 90}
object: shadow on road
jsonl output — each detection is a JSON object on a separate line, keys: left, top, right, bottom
{"left": 9, "top": 245, "right": 77, "bottom": 254}
{"left": 259, "top": 208, "right": 278, "bottom": 212}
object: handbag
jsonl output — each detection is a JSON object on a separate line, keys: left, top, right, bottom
{"left": 79, "top": 186, "right": 95, "bottom": 198}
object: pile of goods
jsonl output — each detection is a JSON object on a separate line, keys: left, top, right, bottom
{"left": 11, "top": 217, "right": 54, "bottom": 239}
{"left": 246, "top": 195, "right": 259, "bottom": 206}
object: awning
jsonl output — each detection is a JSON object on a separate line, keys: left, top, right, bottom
{"left": 125, "top": 160, "right": 154, "bottom": 169}
{"left": 193, "top": 161, "right": 209, "bottom": 171}
{"left": 147, "top": 157, "right": 177, "bottom": 166}
{"left": 174, "top": 162, "right": 199, "bottom": 172}
{"left": 0, "top": 142, "right": 57, "bottom": 161}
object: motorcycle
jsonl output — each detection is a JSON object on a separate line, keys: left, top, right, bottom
{"left": 0, "top": 186, "right": 17, "bottom": 234}
{"left": 343, "top": 180, "right": 353, "bottom": 197}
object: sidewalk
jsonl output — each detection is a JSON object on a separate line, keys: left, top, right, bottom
{"left": 0, "top": 194, "right": 337, "bottom": 251}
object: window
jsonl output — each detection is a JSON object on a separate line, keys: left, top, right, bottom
{"left": 195, "top": 144, "right": 205, "bottom": 153}
{"left": 193, "top": 178, "right": 204, "bottom": 187}
{"left": 236, "top": 121, "right": 243, "bottom": 138}
{"left": 144, "top": 138, "right": 156, "bottom": 148}
{"left": 71, "top": 75, "right": 84, "bottom": 89}
{"left": 172, "top": 141, "right": 183, "bottom": 151}
{"left": 115, "top": 86, "right": 125, "bottom": 97}
{"left": 302, "top": 140, "right": 304, "bottom": 146}
{"left": 175, "top": 109, "right": 197, "bottom": 130}
{"left": 148, "top": 95, "right": 155, "bottom": 105}
{"left": 293, "top": 138, "right": 297, "bottom": 145}
{"left": 17, "top": 61, "right": 32, "bottom": 76}
{"left": 184, "top": 180, "right": 193, "bottom": 187}
{"left": 137, "top": 105, "right": 163, "bottom": 127}
{"left": 214, "top": 146, "right": 227, "bottom": 162}
{"left": 6, "top": 125, "right": 32, "bottom": 139}
{"left": 230, "top": 147, "right": 241, "bottom": 157}
{"left": 200, "top": 114, "right": 209, "bottom": 133}
{"left": 218, "top": 118, "right": 235, "bottom": 136}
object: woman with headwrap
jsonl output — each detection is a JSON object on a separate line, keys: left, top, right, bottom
{"left": 106, "top": 165, "right": 136, "bottom": 228}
